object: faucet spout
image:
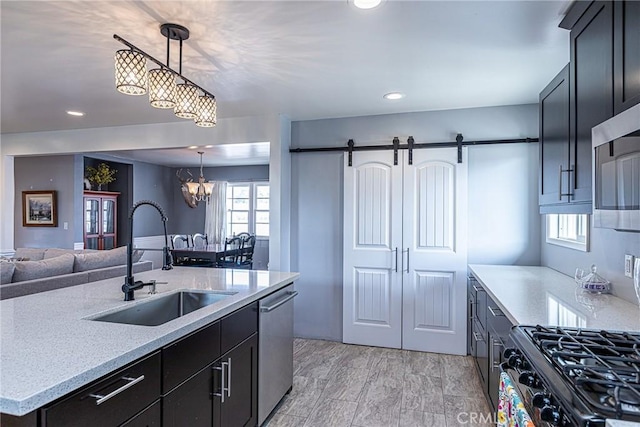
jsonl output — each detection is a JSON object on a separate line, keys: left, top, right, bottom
{"left": 123, "top": 200, "right": 173, "bottom": 301}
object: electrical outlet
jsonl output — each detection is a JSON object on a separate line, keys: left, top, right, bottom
{"left": 625, "top": 254, "right": 635, "bottom": 278}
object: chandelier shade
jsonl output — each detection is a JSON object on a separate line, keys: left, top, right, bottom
{"left": 148, "top": 68, "right": 176, "bottom": 109}
{"left": 195, "top": 95, "right": 217, "bottom": 128}
{"left": 115, "top": 50, "right": 147, "bottom": 95}
{"left": 174, "top": 83, "right": 199, "bottom": 119}
{"left": 113, "top": 24, "right": 217, "bottom": 127}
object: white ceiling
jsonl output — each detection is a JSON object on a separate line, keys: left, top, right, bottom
{"left": 1, "top": 0, "right": 571, "bottom": 137}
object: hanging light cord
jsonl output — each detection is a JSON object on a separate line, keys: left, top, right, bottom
{"left": 113, "top": 34, "right": 216, "bottom": 100}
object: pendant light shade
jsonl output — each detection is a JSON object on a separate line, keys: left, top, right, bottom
{"left": 195, "top": 95, "right": 217, "bottom": 128}
{"left": 114, "top": 50, "right": 147, "bottom": 95}
{"left": 148, "top": 69, "right": 176, "bottom": 109}
{"left": 174, "top": 83, "right": 198, "bottom": 119}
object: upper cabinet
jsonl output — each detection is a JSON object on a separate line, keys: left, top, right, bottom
{"left": 614, "top": 0, "right": 640, "bottom": 113}
{"left": 540, "top": 0, "right": 638, "bottom": 214}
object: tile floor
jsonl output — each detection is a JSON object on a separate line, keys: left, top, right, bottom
{"left": 265, "top": 339, "right": 494, "bottom": 427}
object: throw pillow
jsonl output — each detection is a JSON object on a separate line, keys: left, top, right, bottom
{"left": 14, "top": 248, "right": 46, "bottom": 261}
{"left": 133, "top": 249, "right": 145, "bottom": 263}
{"left": 12, "top": 253, "right": 75, "bottom": 283}
{"left": 73, "top": 246, "right": 128, "bottom": 272}
{"left": 0, "top": 261, "right": 15, "bottom": 284}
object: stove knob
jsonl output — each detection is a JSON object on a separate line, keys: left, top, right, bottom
{"left": 507, "top": 354, "right": 523, "bottom": 369}
{"left": 518, "top": 371, "right": 540, "bottom": 388}
{"left": 503, "top": 348, "right": 518, "bottom": 359}
{"left": 540, "top": 405, "right": 560, "bottom": 424}
{"left": 532, "top": 392, "right": 551, "bottom": 408}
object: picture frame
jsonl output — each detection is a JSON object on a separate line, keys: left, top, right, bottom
{"left": 22, "top": 190, "right": 57, "bottom": 227}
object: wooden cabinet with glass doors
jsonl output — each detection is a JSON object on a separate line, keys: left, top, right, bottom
{"left": 83, "top": 191, "right": 119, "bottom": 250}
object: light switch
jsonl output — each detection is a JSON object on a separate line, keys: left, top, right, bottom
{"left": 625, "top": 254, "right": 634, "bottom": 278}
{"left": 63, "top": 222, "right": 68, "bottom": 230}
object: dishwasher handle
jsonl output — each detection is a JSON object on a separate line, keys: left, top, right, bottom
{"left": 260, "top": 291, "right": 298, "bottom": 313}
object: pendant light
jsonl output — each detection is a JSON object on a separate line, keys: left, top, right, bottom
{"left": 114, "top": 50, "right": 147, "bottom": 95}
{"left": 185, "top": 151, "right": 214, "bottom": 203}
{"left": 195, "top": 95, "right": 217, "bottom": 127}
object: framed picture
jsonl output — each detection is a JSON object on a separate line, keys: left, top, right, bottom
{"left": 22, "top": 191, "right": 57, "bottom": 227}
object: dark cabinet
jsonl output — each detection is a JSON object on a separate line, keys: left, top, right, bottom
{"left": 539, "top": 65, "right": 570, "bottom": 208}
{"left": 468, "top": 275, "right": 514, "bottom": 413}
{"left": 163, "top": 365, "right": 215, "bottom": 427}
{"left": 42, "top": 352, "right": 161, "bottom": 427}
{"left": 121, "top": 400, "right": 161, "bottom": 427}
{"left": 569, "top": 1, "right": 614, "bottom": 207}
{"left": 83, "top": 191, "right": 119, "bottom": 250}
{"left": 614, "top": 0, "right": 640, "bottom": 113}
{"left": 219, "top": 334, "right": 259, "bottom": 427}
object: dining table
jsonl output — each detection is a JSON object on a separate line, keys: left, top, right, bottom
{"left": 171, "top": 244, "right": 230, "bottom": 267}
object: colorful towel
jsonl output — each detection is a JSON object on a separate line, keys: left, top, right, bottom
{"left": 497, "top": 371, "right": 535, "bottom": 427}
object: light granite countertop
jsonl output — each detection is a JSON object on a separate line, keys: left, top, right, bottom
{"left": 468, "top": 265, "right": 640, "bottom": 331}
{"left": 0, "top": 267, "right": 299, "bottom": 416}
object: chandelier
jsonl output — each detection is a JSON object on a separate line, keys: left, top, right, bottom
{"left": 185, "top": 151, "right": 214, "bottom": 204}
{"left": 114, "top": 24, "right": 217, "bottom": 128}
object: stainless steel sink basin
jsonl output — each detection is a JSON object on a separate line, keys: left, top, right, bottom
{"left": 92, "top": 290, "right": 236, "bottom": 326}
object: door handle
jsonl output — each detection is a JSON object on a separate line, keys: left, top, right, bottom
{"left": 260, "top": 291, "right": 298, "bottom": 312}
{"left": 227, "top": 357, "right": 232, "bottom": 398}
{"left": 403, "top": 248, "right": 410, "bottom": 273}
{"left": 213, "top": 362, "right": 227, "bottom": 403}
{"left": 491, "top": 339, "right": 503, "bottom": 371}
{"left": 393, "top": 247, "right": 398, "bottom": 272}
{"left": 558, "top": 164, "right": 563, "bottom": 201}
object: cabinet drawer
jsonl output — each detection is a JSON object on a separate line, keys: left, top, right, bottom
{"left": 42, "top": 351, "right": 161, "bottom": 427}
{"left": 121, "top": 399, "right": 161, "bottom": 427}
{"left": 163, "top": 321, "right": 220, "bottom": 393}
{"left": 221, "top": 302, "right": 258, "bottom": 355}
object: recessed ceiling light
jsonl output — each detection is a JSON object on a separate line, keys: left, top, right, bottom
{"left": 383, "top": 92, "right": 405, "bottom": 100}
{"left": 352, "top": 0, "right": 382, "bottom": 9}
{"left": 204, "top": 145, "right": 214, "bottom": 148}
{"left": 66, "top": 110, "right": 85, "bottom": 117}
{"left": 187, "top": 145, "right": 198, "bottom": 149}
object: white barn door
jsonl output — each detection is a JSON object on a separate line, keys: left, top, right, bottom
{"left": 402, "top": 148, "right": 468, "bottom": 354}
{"left": 343, "top": 151, "right": 403, "bottom": 348}
{"left": 343, "top": 148, "right": 468, "bottom": 354}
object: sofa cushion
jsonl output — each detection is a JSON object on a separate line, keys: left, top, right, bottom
{"left": 73, "top": 246, "right": 127, "bottom": 272}
{"left": 14, "top": 248, "right": 46, "bottom": 261}
{"left": 1, "top": 272, "right": 89, "bottom": 300}
{"left": 12, "top": 253, "right": 75, "bottom": 283}
{"left": 43, "top": 248, "right": 100, "bottom": 259}
{"left": 1, "top": 261, "right": 15, "bottom": 284}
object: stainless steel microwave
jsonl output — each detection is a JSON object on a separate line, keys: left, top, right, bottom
{"left": 592, "top": 102, "right": 640, "bottom": 232}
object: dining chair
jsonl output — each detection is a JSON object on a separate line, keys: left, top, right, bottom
{"left": 216, "top": 236, "right": 242, "bottom": 268}
{"left": 171, "top": 234, "right": 191, "bottom": 250}
{"left": 236, "top": 234, "right": 256, "bottom": 269}
{"left": 192, "top": 233, "right": 208, "bottom": 249}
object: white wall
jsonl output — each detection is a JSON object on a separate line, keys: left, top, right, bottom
{"left": 541, "top": 225, "right": 640, "bottom": 304}
{"left": 291, "top": 104, "right": 540, "bottom": 341}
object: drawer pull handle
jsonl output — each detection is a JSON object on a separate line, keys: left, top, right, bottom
{"left": 472, "top": 284, "right": 483, "bottom": 293}
{"left": 488, "top": 306, "right": 504, "bottom": 317}
{"left": 89, "top": 375, "right": 145, "bottom": 405}
{"left": 213, "top": 362, "right": 228, "bottom": 403}
{"left": 472, "top": 332, "right": 485, "bottom": 342}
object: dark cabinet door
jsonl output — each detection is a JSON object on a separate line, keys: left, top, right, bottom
{"left": 614, "top": 0, "right": 640, "bottom": 113}
{"left": 121, "top": 400, "right": 161, "bottom": 427}
{"left": 569, "top": 1, "right": 613, "bottom": 206}
{"left": 539, "top": 64, "right": 570, "bottom": 208}
{"left": 163, "top": 366, "right": 214, "bottom": 427}
{"left": 219, "top": 334, "right": 258, "bottom": 427}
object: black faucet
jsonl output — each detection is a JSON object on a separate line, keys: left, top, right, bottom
{"left": 122, "top": 200, "right": 173, "bottom": 301}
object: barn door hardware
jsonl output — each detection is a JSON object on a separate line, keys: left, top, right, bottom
{"left": 393, "top": 137, "right": 400, "bottom": 165}
{"left": 407, "top": 136, "right": 414, "bottom": 165}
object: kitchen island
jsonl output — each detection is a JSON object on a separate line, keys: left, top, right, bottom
{"left": 0, "top": 267, "right": 299, "bottom": 423}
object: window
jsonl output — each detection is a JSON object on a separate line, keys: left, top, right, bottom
{"left": 546, "top": 214, "right": 589, "bottom": 251}
{"left": 226, "top": 182, "right": 269, "bottom": 238}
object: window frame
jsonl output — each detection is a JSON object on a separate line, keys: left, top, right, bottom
{"left": 226, "top": 181, "right": 269, "bottom": 239}
{"left": 545, "top": 213, "right": 590, "bottom": 252}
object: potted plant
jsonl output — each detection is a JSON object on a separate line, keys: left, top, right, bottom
{"left": 85, "top": 163, "right": 117, "bottom": 191}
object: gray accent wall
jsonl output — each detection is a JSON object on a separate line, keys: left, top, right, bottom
{"left": 541, "top": 226, "right": 640, "bottom": 304}
{"left": 132, "top": 161, "right": 175, "bottom": 238}
{"left": 291, "top": 104, "right": 541, "bottom": 341}
{"left": 14, "top": 155, "right": 80, "bottom": 249}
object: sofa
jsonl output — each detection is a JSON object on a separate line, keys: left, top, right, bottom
{"left": 0, "top": 246, "right": 152, "bottom": 300}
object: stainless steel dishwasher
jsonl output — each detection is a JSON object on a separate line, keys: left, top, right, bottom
{"left": 258, "top": 284, "right": 298, "bottom": 426}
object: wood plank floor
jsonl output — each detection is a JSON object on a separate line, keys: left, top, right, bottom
{"left": 265, "top": 339, "right": 493, "bottom": 427}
